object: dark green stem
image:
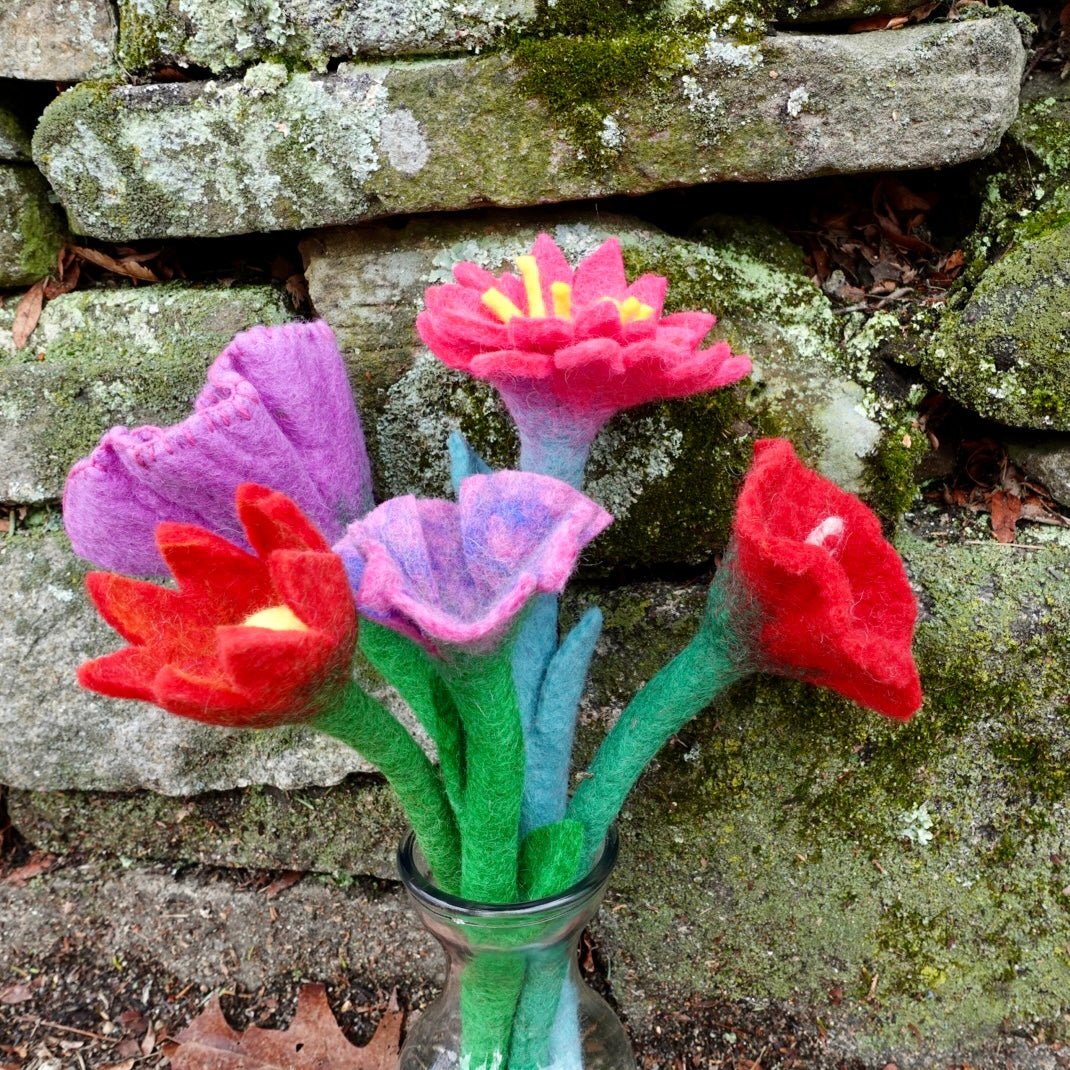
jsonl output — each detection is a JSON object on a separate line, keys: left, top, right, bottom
{"left": 313, "top": 680, "right": 462, "bottom": 894}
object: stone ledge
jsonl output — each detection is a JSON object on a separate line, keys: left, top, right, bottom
{"left": 0, "top": 0, "right": 116, "bottom": 81}
{"left": 0, "top": 165, "right": 66, "bottom": 288}
{"left": 34, "top": 17, "right": 1024, "bottom": 241}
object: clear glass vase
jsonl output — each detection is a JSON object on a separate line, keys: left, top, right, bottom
{"left": 397, "top": 826, "right": 636, "bottom": 1070}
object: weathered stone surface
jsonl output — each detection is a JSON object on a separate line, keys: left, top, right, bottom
{"left": 924, "top": 221, "right": 1070, "bottom": 430}
{"left": 34, "top": 17, "right": 1024, "bottom": 241}
{"left": 6, "top": 527, "right": 1069, "bottom": 1064}
{"left": 0, "top": 165, "right": 65, "bottom": 287}
{"left": 784, "top": 0, "right": 917, "bottom": 23}
{"left": 0, "top": 285, "right": 292, "bottom": 502}
{"left": 118, "top": 0, "right": 534, "bottom": 72}
{"left": 304, "top": 210, "right": 911, "bottom": 569}
{"left": 1007, "top": 435, "right": 1070, "bottom": 507}
{"left": 0, "top": 106, "right": 31, "bottom": 161}
{"left": 0, "top": 0, "right": 116, "bottom": 81}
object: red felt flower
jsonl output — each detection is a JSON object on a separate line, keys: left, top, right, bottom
{"left": 727, "top": 439, "right": 922, "bottom": 721}
{"left": 78, "top": 484, "right": 357, "bottom": 728}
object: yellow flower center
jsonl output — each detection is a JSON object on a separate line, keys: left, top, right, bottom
{"left": 480, "top": 255, "right": 654, "bottom": 325}
{"left": 242, "top": 605, "right": 309, "bottom": 631}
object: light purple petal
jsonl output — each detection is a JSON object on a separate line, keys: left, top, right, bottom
{"left": 333, "top": 472, "right": 613, "bottom": 655}
{"left": 63, "top": 321, "right": 373, "bottom": 574}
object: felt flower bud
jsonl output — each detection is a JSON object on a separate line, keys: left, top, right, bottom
{"left": 722, "top": 438, "right": 922, "bottom": 721}
{"left": 416, "top": 233, "right": 752, "bottom": 485}
{"left": 334, "top": 471, "right": 612, "bottom": 656}
{"left": 64, "top": 321, "right": 373, "bottom": 575}
{"left": 78, "top": 484, "right": 358, "bottom": 728}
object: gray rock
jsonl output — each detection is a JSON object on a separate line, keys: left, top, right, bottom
{"left": 303, "top": 210, "right": 899, "bottom": 570}
{"left": 0, "top": 285, "right": 293, "bottom": 503}
{"left": 118, "top": 0, "right": 535, "bottom": 72}
{"left": 924, "top": 221, "right": 1070, "bottom": 430}
{"left": 0, "top": 164, "right": 65, "bottom": 287}
{"left": 34, "top": 17, "right": 1024, "bottom": 241}
{"left": 0, "top": 105, "right": 31, "bottom": 161}
{"left": 784, "top": 0, "right": 918, "bottom": 24}
{"left": 0, "top": 0, "right": 115, "bottom": 81}
{"left": 1007, "top": 435, "right": 1070, "bottom": 506}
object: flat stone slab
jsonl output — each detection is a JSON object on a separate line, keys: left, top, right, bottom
{"left": 0, "top": 0, "right": 115, "bottom": 81}
{"left": 0, "top": 285, "right": 292, "bottom": 503}
{"left": 34, "top": 17, "right": 1024, "bottom": 240}
{"left": 0, "top": 164, "right": 65, "bottom": 287}
{"left": 118, "top": 0, "right": 534, "bottom": 72}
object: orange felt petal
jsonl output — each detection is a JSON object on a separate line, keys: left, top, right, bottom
{"left": 152, "top": 662, "right": 259, "bottom": 725}
{"left": 85, "top": 572, "right": 185, "bottom": 646}
{"left": 156, "top": 522, "right": 272, "bottom": 621}
{"left": 77, "top": 647, "right": 160, "bottom": 702}
{"left": 237, "top": 483, "right": 330, "bottom": 557}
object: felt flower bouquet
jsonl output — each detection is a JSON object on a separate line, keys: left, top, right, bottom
{"left": 65, "top": 236, "right": 922, "bottom": 1070}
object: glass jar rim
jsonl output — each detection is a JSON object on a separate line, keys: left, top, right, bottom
{"left": 397, "top": 825, "right": 618, "bottom": 921}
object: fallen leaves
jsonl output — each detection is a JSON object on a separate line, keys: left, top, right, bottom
{"left": 848, "top": 0, "right": 937, "bottom": 33}
{"left": 11, "top": 278, "right": 46, "bottom": 349}
{"left": 167, "top": 984, "right": 403, "bottom": 1070}
{"left": 791, "top": 176, "right": 966, "bottom": 312}
{"left": 1, "top": 851, "right": 58, "bottom": 885}
{"left": 0, "top": 984, "right": 33, "bottom": 1005}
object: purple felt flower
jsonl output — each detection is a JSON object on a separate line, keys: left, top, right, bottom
{"left": 334, "top": 472, "right": 612, "bottom": 655}
{"left": 64, "top": 321, "right": 373, "bottom": 575}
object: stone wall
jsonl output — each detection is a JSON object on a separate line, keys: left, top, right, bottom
{"left": 1, "top": 2, "right": 1068, "bottom": 1067}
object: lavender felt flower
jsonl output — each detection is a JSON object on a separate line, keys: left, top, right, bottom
{"left": 64, "top": 321, "right": 373, "bottom": 575}
{"left": 334, "top": 472, "right": 612, "bottom": 656}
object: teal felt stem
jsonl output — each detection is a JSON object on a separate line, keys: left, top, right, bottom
{"left": 566, "top": 586, "right": 747, "bottom": 867}
{"left": 313, "top": 679, "right": 461, "bottom": 894}
{"left": 521, "top": 606, "right": 603, "bottom": 834}
{"left": 448, "top": 428, "right": 492, "bottom": 491}
{"left": 359, "top": 621, "right": 466, "bottom": 813}
{"left": 439, "top": 642, "right": 525, "bottom": 904}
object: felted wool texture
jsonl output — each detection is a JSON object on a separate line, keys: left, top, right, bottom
{"left": 416, "top": 234, "right": 752, "bottom": 485}
{"left": 728, "top": 438, "right": 922, "bottom": 720}
{"left": 359, "top": 620, "right": 466, "bottom": 813}
{"left": 567, "top": 604, "right": 746, "bottom": 867}
{"left": 314, "top": 682, "right": 461, "bottom": 894}
{"left": 64, "top": 321, "right": 374, "bottom": 575}
{"left": 333, "top": 471, "right": 612, "bottom": 657}
{"left": 521, "top": 605, "right": 603, "bottom": 835}
{"left": 507, "top": 951, "right": 574, "bottom": 1070}
{"left": 447, "top": 428, "right": 492, "bottom": 493}
{"left": 439, "top": 643, "right": 525, "bottom": 904}
{"left": 78, "top": 483, "right": 358, "bottom": 729}
{"left": 517, "top": 819, "right": 584, "bottom": 902}
{"left": 459, "top": 954, "right": 526, "bottom": 1070}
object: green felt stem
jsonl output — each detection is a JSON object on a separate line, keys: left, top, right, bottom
{"left": 440, "top": 643, "right": 525, "bottom": 904}
{"left": 359, "top": 622, "right": 466, "bottom": 812}
{"left": 313, "top": 680, "right": 461, "bottom": 894}
{"left": 567, "top": 598, "right": 746, "bottom": 868}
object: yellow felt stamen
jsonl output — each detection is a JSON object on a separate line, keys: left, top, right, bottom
{"left": 242, "top": 605, "right": 309, "bottom": 632}
{"left": 482, "top": 288, "right": 524, "bottom": 323}
{"left": 551, "top": 281, "right": 573, "bottom": 320}
{"left": 515, "top": 255, "right": 547, "bottom": 318}
{"left": 618, "top": 296, "right": 654, "bottom": 324}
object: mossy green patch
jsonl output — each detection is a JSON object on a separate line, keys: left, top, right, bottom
{"left": 0, "top": 165, "right": 65, "bottom": 288}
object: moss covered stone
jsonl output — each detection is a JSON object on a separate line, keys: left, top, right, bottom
{"left": 579, "top": 529, "right": 1070, "bottom": 1057}
{"left": 35, "top": 17, "right": 1023, "bottom": 241}
{"left": 0, "top": 105, "right": 31, "bottom": 162}
{"left": 0, "top": 284, "right": 293, "bottom": 503}
{"left": 0, "top": 0, "right": 116, "bottom": 81}
{"left": 306, "top": 210, "right": 922, "bottom": 570}
{"left": 0, "top": 165, "right": 66, "bottom": 288}
{"left": 117, "top": 0, "right": 534, "bottom": 73}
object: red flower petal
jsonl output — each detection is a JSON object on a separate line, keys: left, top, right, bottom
{"left": 267, "top": 549, "right": 356, "bottom": 640}
{"left": 77, "top": 647, "right": 159, "bottom": 702}
{"left": 237, "top": 483, "right": 330, "bottom": 556}
{"left": 85, "top": 572, "right": 186, "bottom": 646}
{"left": 152, "top": 662, "right": 264, "bottom": 726}
{"left": 216, "top": 625, "right": 335, "bottom": 704}
{"left": 157, "top": 522, "right": 272, "bottom": 621}
{"left": 572, "top": 238, "right": 628, "bottom": 307}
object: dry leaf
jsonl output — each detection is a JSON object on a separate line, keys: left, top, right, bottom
{"left": 99, "top": 1061, "right": 136, "bottom": 1070}
{"left": 0, "top": 983, "right": 33, "bottom": 1004}
{"left": 71, "top": 246, "right": 158, "bottom": 283}
{"left": 990, "top": 490, "right": 1022, "bottom": 544}
{"left": 12, "top": 279, "right": 46, "bottom": 349}
{"left": 262, "top": 871, "right": 303, "bottom": 899}
{"left": 2, "top": 852, "right": 57, "bottom": 885}
{"left": 170, "top": 984, "right": 402, "bottom": 1070}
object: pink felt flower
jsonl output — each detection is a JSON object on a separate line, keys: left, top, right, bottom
{"left": 416, "top": 234, "right": 752, "bottom": 484}
{"left": 333, "top": 472, "right": 612, "bottom": 655}
{"left": 64, "top": 321, "right": 373, "bottom": 576}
